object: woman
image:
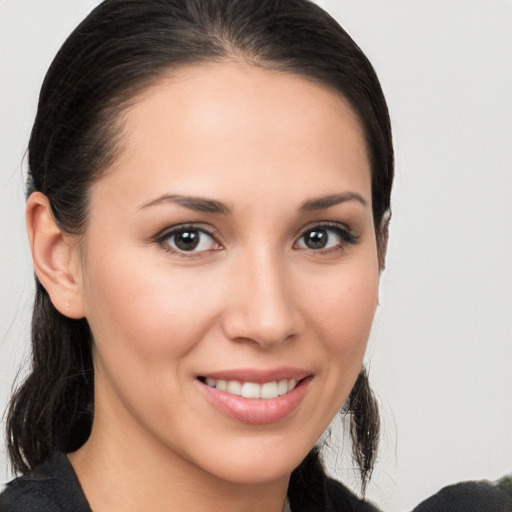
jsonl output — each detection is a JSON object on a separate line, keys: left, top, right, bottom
{"left": 0, "top": 0, "right": 392, "bottom": 510}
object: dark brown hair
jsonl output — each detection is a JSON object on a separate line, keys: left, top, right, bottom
{"left": 7, "top": 0, "right": 393, "bottom": 504}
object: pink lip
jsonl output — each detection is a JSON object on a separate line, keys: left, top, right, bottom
{"left": 196, "top": 368, "right": 313, "bottom": 425}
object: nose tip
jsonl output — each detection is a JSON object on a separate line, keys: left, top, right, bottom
{"left": 237, "top": 309, "right": 296, "bottom": 348}
{"left": 221, "top": 262, "right": 301, "bottom": 348}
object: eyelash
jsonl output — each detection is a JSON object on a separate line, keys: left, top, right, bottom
{"left": 154, "top": 222, "right": 358, "bottom": 257}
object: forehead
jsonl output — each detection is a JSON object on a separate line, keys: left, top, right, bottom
{"left": 96, "top": 61, "right": 371, "bottom": 210}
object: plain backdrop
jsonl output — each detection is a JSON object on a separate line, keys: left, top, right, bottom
{"left": 1, "top": 1, "right": 511, "bottom": 510}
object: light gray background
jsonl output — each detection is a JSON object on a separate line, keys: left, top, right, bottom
{"left": 1, "top": 1, "right": 511, "bottom": 510}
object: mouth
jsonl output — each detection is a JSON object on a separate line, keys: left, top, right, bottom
{"left": 196, "top": 369, "right": 312, "bottom": 424}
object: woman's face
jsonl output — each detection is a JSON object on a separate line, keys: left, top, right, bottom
{"left": 76, "top": 62, "right": 380, "bottom": 485}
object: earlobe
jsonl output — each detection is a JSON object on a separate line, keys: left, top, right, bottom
{"left": 26, "top": 192, "right": 86, "bottom": 319}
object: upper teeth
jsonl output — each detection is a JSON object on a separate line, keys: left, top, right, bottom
{"left": 205, "top": 378, "right": 298, "bottom": 399}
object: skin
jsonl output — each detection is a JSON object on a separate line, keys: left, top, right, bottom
{"left": 28, "top": 61, "right": 381, "bottom": 512}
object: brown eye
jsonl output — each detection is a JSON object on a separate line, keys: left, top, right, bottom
{"left": 173, "top": 230, "right": 200, "bottom": 250}
{"left": 296, "top": 224, "right": 355, "bottom": 251}
{"left": 162, "top": 228, "right": 219, "bottom": 253}
{"left": 302, "top": 229, "right": 330, "bottom": 249}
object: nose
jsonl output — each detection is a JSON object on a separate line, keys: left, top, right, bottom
{"left": 221, "top": 250, "right": 302, "bottom": 348}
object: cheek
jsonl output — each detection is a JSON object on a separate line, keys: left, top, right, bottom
{"left": 80, "top": 249, "right": 221, "bottom": 364}
{"left": 304, "top": 260, "right": 379, "bottom": 348}
{"left": 80, "top": 251, "right": 226, "bottom": 435}
{"left": 300, "top": 253, "right": 379, "bottom": 397}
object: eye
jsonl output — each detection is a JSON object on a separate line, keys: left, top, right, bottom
{"left": 295, "top": 224, "right": 355, "bottom": 251}
{"left": 158, "top": 226, "right": 221, "bottom": 254}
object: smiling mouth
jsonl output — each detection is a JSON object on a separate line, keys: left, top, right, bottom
{"left": 197, "top": 371, "right": 312, "bottom": 424}
{"left": 198, "top": 377, "right": 300, "bottom": 399}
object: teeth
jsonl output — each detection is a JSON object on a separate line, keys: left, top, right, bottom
{"left": 226, "top": 380, "right": 242, "bottom": 395}
{"left": 203, "top": 378, "right": 299, "bottom": 398}
{"left": 260, "top": 381, "right": 278, "bottom": 399}
{"left": 241, "top": 382, "right": 260, "bottom": 398}
{"left": 277, "top": 379, "right": 288, "bottom": 395}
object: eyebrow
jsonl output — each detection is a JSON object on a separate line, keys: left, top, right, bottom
{"left": 138, "top": 194, "right": 231, "bottom": 214}
{"left": 299, "top": 192, "right": 367, "bottom": 212}
{"left": 138, "top": 191, "right": 366, "bottom": 215}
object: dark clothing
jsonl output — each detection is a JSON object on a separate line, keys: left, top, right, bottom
{"left": 0, "top": 453, "right": 90, "bottom": 512}
{"left": 0, "top": 453, "right": 378, "bottom": 511}
{"left": 322, "top": 479, "right": 380, "bottom": 511}
{"left": 412, "top": 476, "right": 512, "bottom": 512}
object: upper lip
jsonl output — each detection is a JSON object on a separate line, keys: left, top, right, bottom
{"left": 197, "top": 367, "right": 312, "bottom": 384}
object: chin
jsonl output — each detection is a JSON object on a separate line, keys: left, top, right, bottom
{"left": 197, "top": 440, "right": 312, "bottom": 486}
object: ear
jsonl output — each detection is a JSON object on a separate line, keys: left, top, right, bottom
{"left": 377, "top": 211, "right": 391, "bottom": 272}
{"left": 26, "top": 192, "right": 85, "bottom": 319}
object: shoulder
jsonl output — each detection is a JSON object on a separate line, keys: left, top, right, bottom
{"left": 412, "top": 475, "right": 512, "bottom": 512}
{"left": 325, "top": 478, "right": 381, "bottom": 511}
{"left": 0, "top": 453, "right": 91, "bottom": 512}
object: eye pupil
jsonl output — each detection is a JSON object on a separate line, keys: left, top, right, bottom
{"left": 174, "top": 230, "right": 200, "bottom": 250}
{"left": 305, "top": 229, "right": 327, "bottom": 249}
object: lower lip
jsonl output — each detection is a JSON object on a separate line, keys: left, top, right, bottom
{"left": 197, "top": 377, "right": 312, "bottom": 425}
